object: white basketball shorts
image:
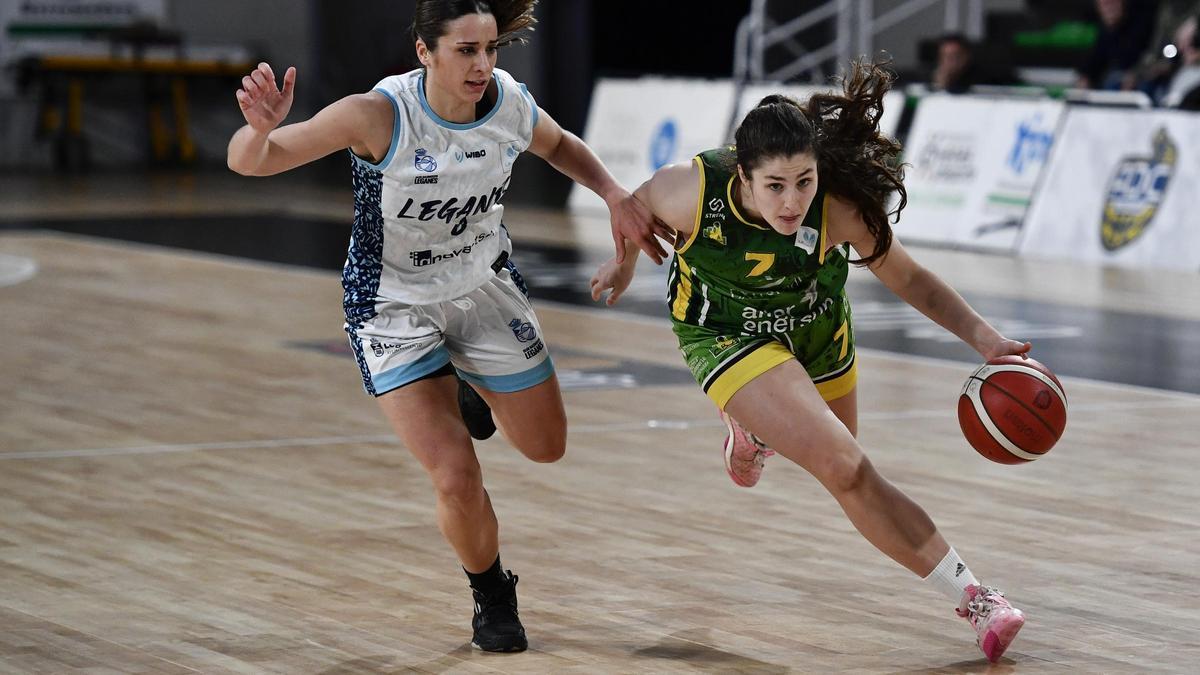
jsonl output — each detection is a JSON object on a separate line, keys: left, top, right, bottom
{"left": 345, "top": 261, "right": 553, "bottom": 396}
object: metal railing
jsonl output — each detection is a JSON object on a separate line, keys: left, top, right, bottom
{"left": 734, "top": 0, "right": 986, "bottom": 84}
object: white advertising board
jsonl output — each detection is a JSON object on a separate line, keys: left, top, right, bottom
{"left": 897, "top": 94, "right": 1065, "bottom": 251}
{"left": 1020, "top": 107, "right": 1200, "bottom": 272}
{"left": 568, "top": 77, "right": 736, "bottom": 212}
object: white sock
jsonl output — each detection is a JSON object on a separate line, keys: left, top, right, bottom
{"left": 923, "top": 547, "right": 979, "bottom": 601}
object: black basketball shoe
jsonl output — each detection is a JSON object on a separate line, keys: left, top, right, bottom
{"left": 471, "top": 571, "right": 527, "bottom": 652}
{"left": 457, "top": 377, "right": 496, "bottom": 441}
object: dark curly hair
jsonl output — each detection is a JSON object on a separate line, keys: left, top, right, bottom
{"left": 733, "top": 59, "right": 906, "bottom": 266}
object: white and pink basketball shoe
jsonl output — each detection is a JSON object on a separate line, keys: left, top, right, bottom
{"left": 957, "top": 584, "right": 1025, "bottom": 662}
{"left": 720, "top": 410, "right": 774, "bottom": 487}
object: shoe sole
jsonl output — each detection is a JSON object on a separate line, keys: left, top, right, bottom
{"left": 980, "top": 611, "right": 1025, "bottom": 663}
{"left": 472, "top": 639, "right": 528, "bottom": 653}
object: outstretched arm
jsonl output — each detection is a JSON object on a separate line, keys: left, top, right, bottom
{"left": 227, "top": 62, "right": 389, "bottom": 176}
{"left": 527, "top": 108, "right": 674, "bottom": 264}
{"left": 831, "top": 196, "right": 1031, "bottom": 359}
{"left": 590, "top": 237, "right": 643, "bottom": 305}
{"left": 589, "top": 161, "right": 699, "bottom": 306}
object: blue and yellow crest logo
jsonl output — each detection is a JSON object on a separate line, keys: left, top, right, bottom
{"left": 1100, "top": 128, "right": 1176, "bottom": 251}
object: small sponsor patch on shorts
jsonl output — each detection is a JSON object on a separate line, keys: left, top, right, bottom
{"left": 522, "top": 339, "right": 544, "bottom": 359}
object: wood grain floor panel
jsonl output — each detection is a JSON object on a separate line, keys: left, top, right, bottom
{"left": 2, "top": 225, "right": 1198, "bottom": 673}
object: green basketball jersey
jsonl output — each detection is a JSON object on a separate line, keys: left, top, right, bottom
{"left": 668, "top": 147, "right": 851, "bottom": 336}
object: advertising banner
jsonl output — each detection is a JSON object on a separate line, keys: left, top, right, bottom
{"left": 897, "top": 94, "right": 1065, "bottom": 251}
{"left": 1020, "top": 108, "right": 1200, "bottom": 272}
{"left": 568, "top": 77, "right": 735, "bottom": 212}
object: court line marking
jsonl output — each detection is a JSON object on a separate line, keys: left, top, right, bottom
{"left": 3, "top": 398, "right": 1195, "bottom": 460}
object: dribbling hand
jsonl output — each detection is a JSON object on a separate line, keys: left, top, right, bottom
{"left": 981, "top": 338, "right": 1032, "bottom": 360}
{"left": 236, "top": 62, "right": 296, "bottom": 134}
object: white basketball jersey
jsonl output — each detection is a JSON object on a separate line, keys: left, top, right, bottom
{"left": 343, "top": 67, "right": 537, "bottom": 317}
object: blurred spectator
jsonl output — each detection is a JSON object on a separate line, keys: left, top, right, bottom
{"left": 1162, "top": 14, "right": 1200, "bottom": 107}
{"left": 931, "top": 33, "right": 1021, "bottom": 94}
{"left": 932, "top": 33, "right": 975, "bottom": 93}
{"left": 1144, "top": 0, "right": 1200, "bottom": 55}
{"left": 1126, "top": 1, "right": 1200, "bottom": 101}
{"left": 1078, "top": 0, "right": 1160, "bottom": 90}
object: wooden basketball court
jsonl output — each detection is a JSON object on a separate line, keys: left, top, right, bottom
{"left": 1, "top": 173, "right": 1198, "bottom": 673}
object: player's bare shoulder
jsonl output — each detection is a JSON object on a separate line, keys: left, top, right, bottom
{"left": 335, "top": 91, "right": 397, "bottom": 163}
{"left": 642, "top": 160, "right": 703, "bottom": 236}
{"left": 824, "top": 192, "right": 871, "bottom": 248}
{"left": 346, "top": 91, "right": 396, "bottom": 131}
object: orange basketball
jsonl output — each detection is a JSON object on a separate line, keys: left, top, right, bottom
{"left": 957, "top": 355, "right": 1067, "bottom": 464}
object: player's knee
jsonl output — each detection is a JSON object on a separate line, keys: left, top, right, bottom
{"left": 520, "top": 424, "right": 567, "bottom": 463}
{"left": 524, "top": 438, "right": 566, "bottom": 463}
{"left": 430, "top": 464, "right": 484, "bottom": 504}
{"left": 825, "top": 454, "right": 875, "bottom": 496}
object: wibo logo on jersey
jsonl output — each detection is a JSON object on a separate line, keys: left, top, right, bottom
{"left": 454, "top": 148, "right": 487, "bottom": 162}
{"left": 414, "top": 148, "right": 438, "bottom": 172}
{"left": 1100, "top": 128, "right": 1176, "bottom": 251}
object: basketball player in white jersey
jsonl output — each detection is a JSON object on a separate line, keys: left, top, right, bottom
{"left": 227, "top": 0, "right": 667, "bottom": 652}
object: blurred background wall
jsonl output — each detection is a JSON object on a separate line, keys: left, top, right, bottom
{"left": 3, "top": 0, "right": 1196, "bottom": 219}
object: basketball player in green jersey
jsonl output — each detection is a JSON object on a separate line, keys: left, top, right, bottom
{"left": 591, "top": 61, "right": 1031, "bottom": 663}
